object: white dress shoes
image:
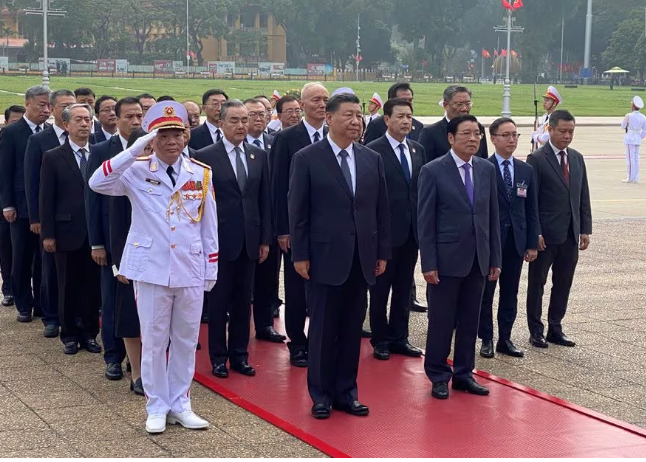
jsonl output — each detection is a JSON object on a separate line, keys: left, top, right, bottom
{"left": 146, "top": 414, "right": 167, "bottom": 434}
{"left": 166, "top": 410, "right": 210, "bottom": 429}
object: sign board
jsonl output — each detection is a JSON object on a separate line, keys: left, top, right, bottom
{"left": 0, "top": 56, "right": 8, "bottom": 71}
{"left": 116, "top": 59, "right": 128, "bottom": 73}
{"left": 307, "top": 63, "right": 326, "bottom": 75}
{"left": 153, "top": 60, "right": 173, "bottom": 73}
{"left": 207, "top": 61, "right": 235, "bottom": 75}
{"left": 258, "top": 62, "right": 285, "bottom": 77}
{"left": 97, "top": 59, "right": 116, "bottom": 72}
{"left": 579, "top": 67, "right": 593, "bottom": 79}
{"left": 172, "top": 61, "right": 184, "bottom": 72}
{"left": 39, "top": 58, "right": 71, "bottom": 75}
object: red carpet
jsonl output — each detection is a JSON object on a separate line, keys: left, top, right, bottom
{"left": 193, "top": 322, "right": 646, "bottom": 457}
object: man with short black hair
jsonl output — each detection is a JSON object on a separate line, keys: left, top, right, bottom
{"left": 276, "top": 95, "right": 302, "bottom": 131}
{"left": 3, "top": 105, "right": 25, "bottom": 127}
{"left": 182, "top": 101, "right": 201, "bottom": 129}
{"left": 74, "top": 88, "right": 98, "bottom": 135}
{"left": 363, "top": 82, "right": 424, "bottom": 144}
{"left": 189, "top": 89, "right": 229, "bottom": 150}
{"left": 137, "top": 94, "right": 156, "bottom": 116}
{"left": 94, "top": 96, "right": 118, "bottom": 143}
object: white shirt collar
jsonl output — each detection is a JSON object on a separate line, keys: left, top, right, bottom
{"left": 116, "top": 132, "right": 128, "bottom": 150}
{"left": 69, "top": 139, "right": 90, "bottom": 154}
{"left": 222, "top": 136, "right": 244, "bottom": 155}
{"left": 450, "top": 149, "right": 472, "bottom": 168}
{"left": 246, "top": 134, "right": 263, "bottom": 145}
{"left": 303, "top": 119, "right": 324, "bottom": 140}
{"left": 494, "top": 153, "right": 514, "bottom": 166}
{"left": 23, "top": 115, "right": 43, "bottom": 132}
{"left": 205, "top": 120, "right": 220, "bottom": 135}
{"left": 53, "top": 124, "right": 67, "bottom": 141}
{"left": 327, "top": 136, "right": 354, "bottom": 159}
{"left": 102, "top": 126, "right": 115, "bottom": 141}
{"left": 549, "top": 140, "right": 568, "bottom": 156}
{"left": 386, "top": 131, "right": 408, "bottom": 153}
{"left": 156, "top": 156, "right": 182, "bottom": 174}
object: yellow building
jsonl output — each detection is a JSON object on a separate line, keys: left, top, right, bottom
{"left": 0, "top": 1, "right": 28, "bottom": 59}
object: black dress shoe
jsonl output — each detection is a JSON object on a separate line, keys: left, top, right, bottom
{"left": 431, "top": 382, "right": 449, "bottom": 399}
{"left": 479, "top": 340, "right": 495, "bottom": 358}
{"left": 373, "top": 345, "right": 390, "bottom": 360}
{"left": 16, "top": 313, "right": 32, "bottom": 323}
{"left": 212, "top": 363, "right": 229, "bottom": 378}
{"left": 231, "top": 361, "right": 256, "bottom": 376}
{"left": 361, "top": 329, "right": 372, "bottom": 338}
{"left": 530, "top": 335, "right": 549, "bottom": 348}
{"left": 389, "top": 342, "right": 423, "bottom": 357}
{"left": 452, "top": 378, "right": 489, "bottom": 396}
{"left": 332, "top": 400, "right": 369, "bottom": 416}
{"left": 496, "top": 339, "right": 524, "bottom": 357}
{"left": 290, "top": 350, "right": 308, "bottom": 367}
{"left": 256, "top": 326, "right": 286, "bottom": 343}
{"left": 1, "top": 295, "right": 14, "bottom": 307}
{"left": 105, "top": 362, "right": 124, "bottom": 380}
{"left": 43, "top": 324, "right": 59, "bottom": 338}
{"left": 311, "top": 403, "right": 330, "bottom": 419}
{"left": 546, "top": 331, "right": 576, "bottom": 347}
{"left": 32, "top": 309, "right": 44, "bottom": 318}
{"left": 130, "top": 378, "right": 145, "bottom": 396}
{"left": 63, "top": 342, "right": 79, "bottom": 355}
{"left": 410, "top": 298, "right": 428, "bottom": 313}
{"left": 83, "top": 339, "right": 102, "bottom": 353}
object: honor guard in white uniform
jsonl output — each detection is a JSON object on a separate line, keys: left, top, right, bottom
{"left": 621, "top": 96, "right": 646, "bottom": 183}
{"left": 88, "top": 101, "right": 219, "bottom": 434}
{"left": 365, "top": 92, "right": 383, "bottom": 126}
{"left": 531, "top": 86, "right": 562, "bottom": 147}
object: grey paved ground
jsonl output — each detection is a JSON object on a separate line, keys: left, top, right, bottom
{"left": 1, "top": 126, "right": 645, "bottom": 457}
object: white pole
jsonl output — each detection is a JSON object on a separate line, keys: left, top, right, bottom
{"left": 42, "top": 0, "right": 49, "bottom": 89}
{"left": 186, "top": 0, "right": 190, "bottom": 70}
{"left": 560, "top": 12, "right": 564, "bottom": 83}
{"left": 583, "top": 0, "right": 592, "bottom": 70}
{"left": 355, "top": 15, "right": 360, "bottom": 81}
{"left": 501, "top": 8, "right": 512, "bottom": 117}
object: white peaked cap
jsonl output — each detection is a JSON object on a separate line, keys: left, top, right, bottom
{"left": 633, "top": 95, "right": 644, "bottom": 109}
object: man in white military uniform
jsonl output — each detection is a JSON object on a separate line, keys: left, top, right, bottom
{"left": 365, "top": 92, "right": 383, "bottom": 126}
{"left": 531, "top": 86, "right": 562, "bottom": 148}
{"left": 621, "top": 96, "right": 646, "bottom": 183}
{"left": 89, "top": 101, "right": 218, "bottom": 434}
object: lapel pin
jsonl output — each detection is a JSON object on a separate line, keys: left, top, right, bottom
{"left": 150, "top": 161, "right": 158, "bottom": 172}
{"left": 267, "top": 144, "right": 271, "bottom": 150}
{"left": 250, "top": 153, "right": 255, "bottom": 160}
{"left": 412, "top": 148, "right": 416, "bottom": 153}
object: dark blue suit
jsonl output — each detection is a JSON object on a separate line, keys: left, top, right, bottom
{"left": 188, "top": 123, "right": 215, "bottom": 150}
{"left": 479, "top": 155, "right": 539, "bottom": 343}
{"left": 0, "top": 118, "right": 48, "bottom": 317}
{"left": 362, "top": 115, "right": 424, "bottom": 145}
{"left": 418, "top": 152, "right": 501, "bottom": 383}
{"left": 85, "top": 135, "right": 126, "bottom": 365}
{"left": 288, "top": 139, "right": 391, "bottom": 407}
{"left": 92, "top": 121, "right": 108, "bottom": 144}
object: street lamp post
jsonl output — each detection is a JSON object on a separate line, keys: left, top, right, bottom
{"left": 186, "top": 0, "right": 190, "bottom": 70}
{"left": 355, "top": 15, "right": 360, "bottom": 82}
{"left": 494, "top": 9, "right": 523, "bottom": 117}
{"left": 24, "top": 0, "right": 66, "bottom": 89}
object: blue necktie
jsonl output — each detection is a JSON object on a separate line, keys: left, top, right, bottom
{"left": 462, "top": 163, "right": 474, "bottom": 207}
{"left": 78, "top": 148, "right": 88, "bottom": 181}
{"left": 313, "top": 131, "right": 321, "bottom": 143}
{"left": 502, "top": 160, "right": 513, "bottom": 202}
{"left": 398, "top": 144, "right": 411, "bottom": 183}
{"left": 253, "top": 139, "right": 262, "bottom": 148}
{"left": 338, "top": 150, "right": 353, "bottom": 196}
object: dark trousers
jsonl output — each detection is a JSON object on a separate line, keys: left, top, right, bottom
{"left": 307, "top": 250, "right": 367, "bottom": 407}
{"left": 55, "top": 241, "right": 101, "bottom": 345}
{"left": 40, "top": 247, "right": 59, "bottom": 326}
{"left": 479, "top": 230, "right": 524, "bottom": 342}
{"left": 424, "top": 258, "right": 486, "bottom": 383}
{"left": 0, "top": 216, "right": 12, "bottom": 296}
{"left": 208, "top": 251, "right": 256, "bottom": 365}
{"left": 9, "top": 218, "right": 41, "bottom": 316}
{"left": 100, "top": 261, "right": 126, "bottom": 364}
{"left": 253, "top": 241, "right": 280, "bottom": 331}
{"left": 369, "top": 232, "right": 417, "bottom": 347}
{"left": 526, "top": 236, "right": 579, "bottom": 337}
{"left": 283, "top": 249, "right": 308, "bottom": 352}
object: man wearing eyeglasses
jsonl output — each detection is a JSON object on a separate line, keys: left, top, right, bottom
{"left": 478, "top": 118, "right": 539, "bottom": 360}
{"left": 189, "top": 89, "right": 229, "bottom": 150}
{"left": 93, "top": 96, "right": 118, "bottom": 143}
{"left": 419, "top": 85, "right": 488, "bottom": 164}
{"left": 418, "top": 114, "right": 501, "bottom": 400}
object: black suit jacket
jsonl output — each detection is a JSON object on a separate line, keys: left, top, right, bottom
{"left": 526, "top": 144, "right": 592, "bottom": 246}
{"left": 92, "top": 121, "right": 108, "bottom": 144}
{"left": 0, "top": 118, "right": 50, "bottom": 217}
{"left": 85, "top": 136, "right": 124, "bottom": 253}
{"left": 489, "top": 155, "right": 539, "bottom": 257}
{"left": 40, "top": 141, "right": 89, "bottom": 252}
{"left": 188, "top": 123, "right": 215, "bottom": 151}
{"left": 270, "top": 121, "right": 328, "bottom": 237}
{"left": 418, "top": 153, "right": 501, "bottom": 278}
{"left": 418, "top": 118, "right": 488, "bottom": 164}
{"left": 288, "top": 140, "right": 391, "bottom": 286}
{"left": 194, "top": 141, "right": 272, "bottom": 261}
{"left": 25, "top": 126, "right": 65, "bottom": 224}
{"left": 366, "top": 135, "right": 425, "bottom": 247}
{"left": 363, "top": 115, "right": 424, "bottom": 144}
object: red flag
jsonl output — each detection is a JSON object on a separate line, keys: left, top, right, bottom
{"left": 482, "top": 49, "right": 491, "bottom": 59}
{"left": 501, "top": 49, "right": 508, "bottom": 57}
{"left": 502, "top": 0, "right": 513, "bottom": 9}
{"left": 512, "top": 0, "right": 523, "bottom": 8}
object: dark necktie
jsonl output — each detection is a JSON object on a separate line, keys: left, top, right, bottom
{"left": 34, "top": 125, "right": 41, "bottom": 134}
{"left": 253, "top": 139, "right": 262, "bottom": 148}
{"left": 502, "top": 159, "right": 513, "bottom": 202}
{"left": 338, "top": 150, "right": 353, "bottom": 196}
{"left": 235, "top": 146, "right": 247, "bottom": 192}
{"left": 558, "top": 151, "right": 569, "bottom": 186}
{"left": 78, "top": 148, "right": 88, "bottom": 181}
{"left": 166, "top": 165, "right": 176, "bottom": 187}
{"left": 313, "top": 131, "right": 320, "bottom": 143}
{"left": 398, "top": 144, "right": 411, "bottom": 183}
{"left": 462, "top": 163, "right": 474, "bottom": 206}
{"left": 216, "top": 129, "right": 222, "bottom": 142}
{"left": 61, "top": 131, "right": 69, "bottom": 145}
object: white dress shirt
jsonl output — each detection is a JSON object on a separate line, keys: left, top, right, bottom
{"left": 328, "top": 137, "right": 356, "bottom": 194}
{"left": 205, "top": 120, "right": 222, "bottom": 144}
{"left": 494, "top": 153, "right": 514, "bottom": 184}
{"left": 303, "top": 119, "right": 325, "bottom": 144}
{"left": 549, "top": 141, "right": 569, "bottom": 171}
{"left": 157, "top": 157, "right": 181, "bottom": 184}
{"left": 116, "top": 132, "right": 129, "bottom": 151}
{"left": 53, "top": 124, "right": 67, "bottom": 146}
{"left": 450, "top": 149, "right": 473, "bottom": 185}
{"left": 386, "top": 132, "right": 412, "bottom": 177}
{"left": 246, "top": 134, "right": 265, "bottom": 150}
{"left": 102, "top": 126, "right": 116, "bottom": 141}
{"left": 222, "top": 137, "right": 248, "bottom": 178}
{"left": 23, "top": 115, "right": 44, "bottom": 133}
{"left": 69, "top": 140, "right": 91, "bottom": 168}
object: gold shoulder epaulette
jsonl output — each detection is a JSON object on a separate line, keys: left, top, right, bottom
{"left": 189, "top": 158, "right": 211, "bottom": 170}
{"left": 136, "top": 155, "right": 152, "bottom": 161}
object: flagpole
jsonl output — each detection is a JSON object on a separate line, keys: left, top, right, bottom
{"left": 501, "top": 7, "right": 512, "bottom": 117}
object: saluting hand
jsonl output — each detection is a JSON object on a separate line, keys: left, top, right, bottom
{"left": 294, "top": 260, "right": 310, "bottom": 280}
{"left": 375, "top": 260, "right": 387, "bottom": 276}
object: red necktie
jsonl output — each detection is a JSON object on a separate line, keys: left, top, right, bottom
{"left": 559, "top": 151, "right": 569, "bottom": 186}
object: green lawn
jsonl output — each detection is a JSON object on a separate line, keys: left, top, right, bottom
{"left": 0, "top": 75, "right": 639, "bottom": 117}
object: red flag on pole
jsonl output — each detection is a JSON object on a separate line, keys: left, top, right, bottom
{"left": 512, "top": 0, "right": 523, "bottom": 8}
{"left": 482, "top": 49, "right": 491, "bottom": 59}
{"left": 502, "top": 0, "right": 513, "bottom": 10}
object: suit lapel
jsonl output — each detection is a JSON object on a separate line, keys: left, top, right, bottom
{"left": 443, "top": 154, "right": 471, "bottom": 208}
{"left": 321, "top": 140, "right": 353, "bottom": 199}
{"left": 385, "top": 138, "right": 408, "bottom": 183}
{"left": 215, "top": 142, "right": 242, "bottom": 195}
{"left": 490, "top": 156, "right": 511, "bottom": 204}
{"left": 543, "top": 143, "right": 569, "bottom": 188}
{"left": 473, "top": 158, "right": 487, "bottom": 211}
{"left": 242, "top": 142, "right": 259, "bottom": 195}
{"left": 61, "top": 142, "right": 85, "bottom": 184}
{"left": 407, "top": 140, "right": 423, "bottom": 179}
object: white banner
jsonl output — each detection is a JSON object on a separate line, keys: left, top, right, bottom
{"left": 115, "top": 59, "right": 128, "bottom": 73}
{"left": 207, "top": 61, "right": 235, "bottom": 75}
{"left": 0, "top": 57, "right": 8, "bottom": 71}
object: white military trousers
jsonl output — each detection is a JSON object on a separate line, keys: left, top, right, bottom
{"left": 626, "top": 144, "right": 641, "bottom": 182}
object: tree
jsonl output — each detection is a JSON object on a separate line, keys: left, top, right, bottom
{"left": 602, "top": 12, "right": 646, "bottom": 79}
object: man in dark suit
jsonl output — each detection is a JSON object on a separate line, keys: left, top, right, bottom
{"left": 526, "top": 110, "right": 592, "bottom": 348}
{"left": 274, "top": 95, "right": 303, "bottom": 133}
{"left": 271, "top": 83, "right": 329, "bottom": 367}
{"left": 363, "top": 82, "right": 424, "bottom": 144}
{"left": 136, "top": 93, "right": 156, "bottom": 117}
{"left": 189, "top": 89, "right": 229, "bottom": 150}
{"left": 41, "top": 103, "right": 101, "bottom": 355}
{"left": 0, "top": 85, "right": 51, "bottom": 323}
{"left": 478, "top": 118, "right": 539, "bottom": 359}
{"left": 418, "top": 114, "right": 501, "bottom": 400}
{"left": 366, "top": 98, "right": 424, "bottom": 361}
{"left": 86, "top": 96, "right": 142, "bottom": 380}
{"left": 194, "top": 100, "right": 272, "bottom": 378}
{"left": 289, "top": 92, "right": 391, "bottom": 419}
{"left": 418, "top": 85, "right": 488, "bottom": 164}
{"left": 243, "top": 98, "right": 285, "bottom": 343}
{"left": 93, "top": 95, "right": 118, "bottom": 144}
{"left": 24, "top": 89, "right": 76, "bottom": 337}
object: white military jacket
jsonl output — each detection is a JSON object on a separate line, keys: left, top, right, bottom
{"left": 622, "top": 110, "right": 646, "bottom": 146}
{"left": 89, "top": 148, "right": 218, "bottom": 288}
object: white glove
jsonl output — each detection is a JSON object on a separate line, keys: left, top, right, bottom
{"left": 128, "top": 129, "right": 157, "bottom": 158}
{"left": 204, "top": 280, "right": 216, "bottom": 292}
